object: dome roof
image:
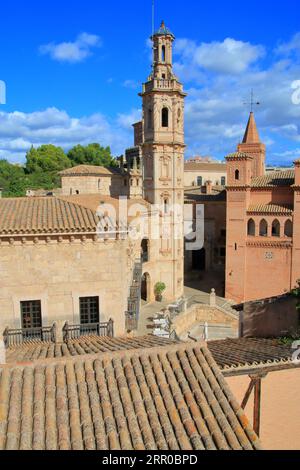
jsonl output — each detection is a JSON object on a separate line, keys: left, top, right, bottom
{"left": 153, "top": 21, "right": 175, "bottom": 39}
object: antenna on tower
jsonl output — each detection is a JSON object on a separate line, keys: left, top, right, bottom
{"left": 151, "top": 0, "right": 156, "bottom": 71}
{"left": 244, "top": 89, "right": 260, "bottom": 113}
{"left": 152, "top": 0, "right": 155, "bottom": 38}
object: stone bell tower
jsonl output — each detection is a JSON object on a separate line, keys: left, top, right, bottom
{"left": 139, "top": 21, "right": 187, "bottom": 300}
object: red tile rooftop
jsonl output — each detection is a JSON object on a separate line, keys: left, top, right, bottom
{"left": 0, "top": 339, "right": 261, "bottom": 450}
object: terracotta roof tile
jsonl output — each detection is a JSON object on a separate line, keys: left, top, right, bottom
{"left": 208, "top": 338, "right": 296, "bottom": 374}
{"left": 251, "top": 170, "right": 295, "bottom": 188}
{"left": 59, "top": 165, "right": 122, "bottom": 177}
{"left": 6, "top": 335, "right": 179, "bottom": 363}
{"left": 0, "top": 341, "right": 262, "bottom": 450}
{"left": 247, "top": 203, "right": 293, "bottom": 215}
{"left": 0, "top": 197, "right": 99, "bottom": 235}
{"left": 0, "top": 195, "right": 150, "bottom": 236}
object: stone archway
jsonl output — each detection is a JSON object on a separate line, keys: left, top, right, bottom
{"left": 141, "top": 273, "right": 151, "bottom": 303}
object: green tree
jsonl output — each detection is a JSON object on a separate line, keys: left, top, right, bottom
{"left": 67, "top": 143, "right": 116, "bottom": 167}
{"left": 0, "top": 159, "right": 26, "bottom": 197}
{"left": 25, "top": 145, "right": 71, "bottom": 173}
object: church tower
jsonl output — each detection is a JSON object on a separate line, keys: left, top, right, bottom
{"left": 139, "top": 21, "right": 187, "bottom": 300}
{"left": 237, "top": 112, "right": 266, "bottom": 178}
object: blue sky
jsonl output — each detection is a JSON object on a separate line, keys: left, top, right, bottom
{"left": 0, "top": 0, "right": 300, "bottom": 164}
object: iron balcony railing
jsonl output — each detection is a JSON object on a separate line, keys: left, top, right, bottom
{"left": 62, "top": 319, "right": 114, "bottom": 342}
{"left": 3, "top": 324, "right": 56, "bottom": 348}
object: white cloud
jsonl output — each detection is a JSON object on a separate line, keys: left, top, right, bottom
{"left": 172, "top": 33, "right": 300, "bottom": 163}
{"left": 0, "top": 107, "right": 136, "bottom": 162}
{"left": 39, "top": 33, "right": 102, "bottom": 63}
{"left": 117, "top": 109, "right": 142, "bottom": 129}
{"left": 174, "top": 37, "right": 265, "bottom": 77}
{"left": 276, "top": 32, "right": 300, "bottom": 57}
{"left": 123, "top": 80, "right": 139, "bottom": 90}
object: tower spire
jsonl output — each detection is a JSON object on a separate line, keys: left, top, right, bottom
{"left": 242, "top": 112, "right": 261, "bottom": 144}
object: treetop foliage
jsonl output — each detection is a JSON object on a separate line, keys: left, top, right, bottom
{"left": 0, "top": 143, "right": 117, "bottom": 197}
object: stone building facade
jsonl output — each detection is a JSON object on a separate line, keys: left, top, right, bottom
{"left": 225, "top": 112, "right": 300, "bottom": 303}
{"left": 184, "top": 159, "right": 227, "bottom": 188}
{"left": 60, "top": 165, "right": 127, "bottom": 197}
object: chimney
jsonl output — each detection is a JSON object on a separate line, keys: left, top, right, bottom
{"left": 206, "top": 180, "right": 213, "bottom": 195}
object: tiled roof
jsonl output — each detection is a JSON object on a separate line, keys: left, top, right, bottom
{"left": 208, "top": 338, "right": 296, "bottom": 375}
{"left": 185, "top": 187, "right": 226, "bottom": 202}
{"left": 0, "top": 197, "right": 99, "bottom": 235}
{"left": 59, "top": 165, "right": 122, "bottom": 177}
{"left": 6, "top": 335, "right": 179, "bottom": 363}
{"left": 225, "top": 152, "right": 252, "bottom": 160}
{"left": 251, "top": 170, "right": 295, "bottom": 188}
{"left": 0, "top": 341, "right": 261, "bottom": 450}
{"left": 247, "top": 203, "right": 293, "bottom": 215}
{"left": 153, "top": 21, "right": 175, "bottom": 39}
{"left": 0, "top": 195, "right": 149, "bottom": 236}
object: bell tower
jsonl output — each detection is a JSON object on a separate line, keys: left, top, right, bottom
{"left": 139, "top": 21, "right": 187, "bottom": 300}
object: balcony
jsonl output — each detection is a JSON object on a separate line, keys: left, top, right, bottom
{"left": 62, "top": 319, "right": 114, "bottom": 342}
{"left": 3, "top": 324, "right": 56, "bottom": 348}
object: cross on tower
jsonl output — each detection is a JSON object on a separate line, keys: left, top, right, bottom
{"left": 244, "top": 89, "right": 260, "bottom": 113}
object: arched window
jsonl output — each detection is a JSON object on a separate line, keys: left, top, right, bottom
{"left": 259, "top": 219, "right": 268, "bottom": 237}
{"left": 284, "top": 220, "right": 293, "bottom": 237}
{"left": 98, "top": 179, "right": 101, "bottom": 190}
{"left": 164, "top": 198, "right": 169, "bottom": 214}
{"left": 235, "top": 169, "right": 240, "bottom": 181}
{"left": 162, "top": 45, "right": 166, "bottom": 62}
{"left": 148, "top": 108, "right": 153, "bottom": 130}
{"left": 247, "top": 219, "right": 255, "bottom": 236}
{"left": 162, "top": 108, "right": 169, "bottom": 128}
{"left": 272, "top": 219, "right": 280, "bottom": 237}
{"left": 141, "top": 239, "right": 149, "bottom": 263}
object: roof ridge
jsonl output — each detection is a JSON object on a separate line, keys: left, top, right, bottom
{"left": 1, "top": 338, "right": 195, "bottom": 370}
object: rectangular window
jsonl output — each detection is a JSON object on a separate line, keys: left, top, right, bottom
{"left": 79, "top": 297, "right": 100, "bottom": 324}
{"left": 221, "top": 177, "right": 226, "bottom": 186}
{"left": 197, "top": 176, "right": 203, "bottom": 187}
{"left": 21, "top": 300, "right": 42, "bottom": 329}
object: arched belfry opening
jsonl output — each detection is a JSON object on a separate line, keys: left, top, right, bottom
{"left": 162, "top": 45, "right": 166, "bottom": 62}
{"left": 162, "top": 107, "right": 169, "bottom": 128}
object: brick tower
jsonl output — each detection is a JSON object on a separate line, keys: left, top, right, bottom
{"left": 237, "top": 112, "right": 266, "bottom": 178}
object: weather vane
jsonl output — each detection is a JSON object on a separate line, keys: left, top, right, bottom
{"left": 244, "top": 89, "right": 260, "bottom": 113}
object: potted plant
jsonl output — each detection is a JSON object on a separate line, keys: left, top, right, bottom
{"left": 154, "top": 282, "right": 166, "bottom": 302}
